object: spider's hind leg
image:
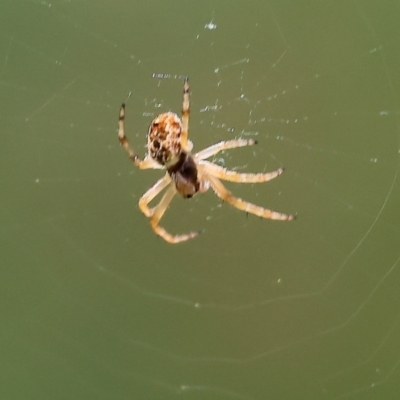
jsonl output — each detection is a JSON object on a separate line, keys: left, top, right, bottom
{"left": 195, "top": 139, "right": 258, "bottom": 161}
{"left": 118, "top": 103, "right": 162, "bottom": 170}
{"left": 180, "top": 77, "right": 191, "bottom": 152}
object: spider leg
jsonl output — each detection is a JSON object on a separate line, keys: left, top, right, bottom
{"left": 207, "top": 174, "right": 295, "bottom": 221}
{"left": 180, "top": 77, "right": 192, "bottom": 152}
{"left": 138, "top": 174, "right": 171, "bottom": 217}
{"left": 200, "top": 160, "right": 284, "bottom": 183}
{"left": 118, "top": 103, "right": 163, "bottom": 169}
{"left": 195, "top": 139, "right": 257, "bottom": 161}
{"left": 149, "top": 184, "right": 201, "bottom": 244}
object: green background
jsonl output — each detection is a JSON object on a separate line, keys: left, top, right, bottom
{"left": 1, "top": 1, "right": 400, "bottom": 399}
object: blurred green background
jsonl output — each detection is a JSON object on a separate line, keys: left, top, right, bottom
{"left": 1, "top": 1, "right": 400, "bottom": 399}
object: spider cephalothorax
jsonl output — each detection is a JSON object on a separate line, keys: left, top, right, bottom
{"left": 118, "top": 77, "right": 295, "bottom": 243}
{"left": 168, "top": 153, "right": 200, "bottom": 198}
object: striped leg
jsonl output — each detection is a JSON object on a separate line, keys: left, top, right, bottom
{"left": 118, "top": 103, "right": 162, "bottom": 170}
{"left": 181, "top": 77, "right": 191, "bottom": 151}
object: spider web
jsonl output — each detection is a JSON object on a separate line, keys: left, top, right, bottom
{"left": 2, "top": 1, "right": 400, "bottom": 399}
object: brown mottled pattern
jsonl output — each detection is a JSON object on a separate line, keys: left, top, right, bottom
{"left": 147, "top": 112, "right": 183, "bottom": 166}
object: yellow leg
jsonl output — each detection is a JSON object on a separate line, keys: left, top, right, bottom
{"left": 200, "top": 160, "right": 284, "bottom": 183}
{"left": 138, "top": 174, "right": 171, "bottom": 217}
{"left": 207, "top": 174, "right": 295, "bottom": 220}
{"left": 195, "top": 139, "right": 257, "bottom": 161}
{"left": 149, "top": 184, "right": 201, "bottom": 243}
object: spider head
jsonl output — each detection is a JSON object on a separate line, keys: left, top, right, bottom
{"left": 168, "top": 154, "right": 199, "bottom": 198}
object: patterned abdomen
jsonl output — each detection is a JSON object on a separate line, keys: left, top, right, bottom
{"left": 147, "top": 112, "right": 183, "bottom": 167}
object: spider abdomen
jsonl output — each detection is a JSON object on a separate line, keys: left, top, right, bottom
{"left": 147, "top": 112, "right": 183, "bottom": 167}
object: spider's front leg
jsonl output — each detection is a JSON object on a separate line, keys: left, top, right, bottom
{"left": 138, "top": 174, "right": 171, "bottom": 217}
{"left": 118, "top": 103, "right": 162, "bottom": 170}
{"left": 138, "top": 175, "right": 201, "bottom": 244}
{"left": 147, "top": 185, "right": 202, "bottom": 244}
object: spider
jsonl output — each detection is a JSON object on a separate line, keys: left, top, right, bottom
{"left": 118, "top": 77, "right": 295, "bottom": 243}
